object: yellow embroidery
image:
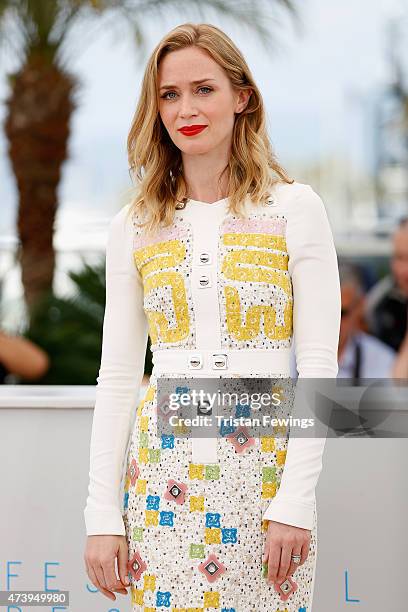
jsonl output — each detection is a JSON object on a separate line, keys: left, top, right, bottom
{"left": 139, "top": 448, "right": 149, "bottom": 464}
{"left": 190, "top": 496, "right": 205, "bottom": 512}
{"left": 221, "top": 230, "right": 292, "bottom": 343}
{"left": 145, "top": 510, "right": 159, "bottom": 527}
{"left": 203, "top": 591, "right": 219, "bottom": 607}
{"left": 224, "top": 285, "right": 292, "bottom": 341}
{"left": 136, "top": 479, "right": 147, "bottom": 495}
{"left": 140, "top": 416, "right": 149, "bottom": 432}
{"left": 276, "top": 450, "right": 287, "bottom": 465}
{"left": 131, "top": 587, "right": 144, "bottom": 605}
{"left": 189, "top": 464, "right": 205, "bottom": 479}
{"left": 262, "top": 482, "right": 277, "bottom": 499}
{"left": 143, "top": 574, "right": 156, "bottom": 591}
{"left": 134, "top": 240, "right": 190, "bottom": 345}
{"left": 205, "top": 528, "right": 221, "bottom": 544}
{"left": 137, "top": 386, "right": 156, "bottom": 417}
{"left": 261, "top": 436, "right": 275, "bottom": 452}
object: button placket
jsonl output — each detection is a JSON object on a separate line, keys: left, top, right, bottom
{"left": 199, "top": 251, "right": 212, "bottom": 265}
{"left": 198, "top": 274, "right": 211, "bottom": 288}
{"left": 188, "top": 207, "right": 224, "bottom": 464}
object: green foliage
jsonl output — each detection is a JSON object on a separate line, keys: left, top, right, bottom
{"left": 21, "top": 258, "right": 152, "bottom": 385}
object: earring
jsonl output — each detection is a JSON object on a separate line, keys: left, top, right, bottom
{"left": 175, "top": 198, "right": 187, "bottom": 210}
{"left": 265, "top": 196, "right": 277, "bottom": 207}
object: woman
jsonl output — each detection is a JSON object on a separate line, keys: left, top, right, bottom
{"left": 84, "top": 22, "right": 341, "bottom": 611}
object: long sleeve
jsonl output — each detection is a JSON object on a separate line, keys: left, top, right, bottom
{"left": 84, "top": 204, "right": 149, "bottom": 536}
{"left": 262, "top": 184, "right": 341, "bottom": 530}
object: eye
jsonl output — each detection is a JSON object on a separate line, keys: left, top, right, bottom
{"left": 198, "top": 86, "right": 212, "bottom": 94}
{"left": 160, "top": 86, "right": 213, "bottom": 100}
{"left": 161, "top": 91, "right": 177, "bottom": 100}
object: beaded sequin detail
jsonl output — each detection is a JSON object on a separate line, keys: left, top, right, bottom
{"left": 132, "top": 214, "right": 196, "bottom": 351}
{"left": 218, "top": 213, "right": 293, "bottom": 349}
{"left": 123, "top": 372, "right": 317, "bottom": 611}
{"left": 125, "top": 203, "right": 317, "bottom": 611}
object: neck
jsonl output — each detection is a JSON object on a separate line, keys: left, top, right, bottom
{"left": 181, "top": 141, "right": 231, "bottom": 201}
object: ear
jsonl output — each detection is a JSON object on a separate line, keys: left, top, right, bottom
{"left": 235, "top": 88, "right": 252, "bottom": 113}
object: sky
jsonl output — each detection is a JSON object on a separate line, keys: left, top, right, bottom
{"left": 0, "top": 0, "right": 405, "bottom": 247}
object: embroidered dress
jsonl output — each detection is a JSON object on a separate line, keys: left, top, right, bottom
{"left": 84, "top": 180, "right": 341, "bottom": 612}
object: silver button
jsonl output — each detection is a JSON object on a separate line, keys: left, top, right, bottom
{"left": 188, "top": 354, "right": 203, "bottom": 369}
{"left": 212, "top": 353, "right": 228, "bottom": 369}
{"left": 199, "top": 252, "right": 211, "bottom": 264}
{"left": 199, "top": 274, "right": 211, "bottom": 287}
{"left": 266, "top": 196, "right": 276, "bottom": 206}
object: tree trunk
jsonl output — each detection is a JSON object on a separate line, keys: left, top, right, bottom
{"left": 3, "top": 51, "right": 78, "bottom": 316}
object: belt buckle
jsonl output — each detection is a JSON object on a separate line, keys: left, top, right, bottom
{"left": 212, "top": 353, "right": 228, "bottom": 369}
{"left": 188, "top": 354, "right": 203, "bottom": 369}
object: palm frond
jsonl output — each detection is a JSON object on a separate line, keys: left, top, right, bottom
{"left": 1, "top": 0, "right": 301, "bottom": 69}
{"left": 119, "top": 0, "right": 302, "bottom": 59}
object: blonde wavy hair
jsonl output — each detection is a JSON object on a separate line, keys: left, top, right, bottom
{"left": 126, "top": 22, "right": 294, "bottom": 235}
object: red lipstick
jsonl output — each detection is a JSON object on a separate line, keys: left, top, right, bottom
{"left": 178, "top": 124, "right": 208, "bottom": 136}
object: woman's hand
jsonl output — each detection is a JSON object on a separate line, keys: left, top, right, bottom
{"left": 84, "top": 535, "right": 130, "bottom": 601}
{"left": 262, "top": 520, "right": 311, "bottom": 585}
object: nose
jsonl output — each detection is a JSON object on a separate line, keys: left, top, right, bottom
{"left": 179, "top": 92, "right": 197, "bottom": 118}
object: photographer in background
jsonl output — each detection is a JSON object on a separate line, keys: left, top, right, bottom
{"left": 290, "top": 259, "right": 396, "bottom": 382}
{"left": 365, "top": 216, "right": 408, "bottom": 353}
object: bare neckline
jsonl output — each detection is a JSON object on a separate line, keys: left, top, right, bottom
{"left": 186, "top": 197, "right": 228, "bottom": 207}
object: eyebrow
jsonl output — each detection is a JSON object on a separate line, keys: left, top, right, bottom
{"left": 159, "top": 78, "right": 216, "bottom": 91}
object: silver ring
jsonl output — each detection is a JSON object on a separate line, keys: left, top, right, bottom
{"left": 291, "top": 554, "right": 301, "bottom": 564}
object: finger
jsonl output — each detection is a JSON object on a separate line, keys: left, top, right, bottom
{"left": 286, "top": 546, "right": 302, "bottom": 577}
{"left": 94, "top": 562, "right": 109, "bottom": 593}
{"left": 262, "top": 532, "right": 269, "bottom": 563}
{"left": 102, "top": 556, "right": 127, "bottom": 594}
{"left": 118, "top": 540, "right": 131, "bottom": 586}
{"left": 276, "top": 541, "right": 292, "bottom": 583}
{"left": 267, "top": 539, "right": 281, "bottom": 583}
{"left": 301, "top": 536, "right": 311, "bottom": 564}
{"left": 88, "top": 564, "right": 116, "bottom": 601}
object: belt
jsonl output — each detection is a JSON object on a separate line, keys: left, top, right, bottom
{"left": 151, "top": 348, "right": 291, "bottom": 464}
{"left": 151, "top": 347, "right": 291, "bottom": 376}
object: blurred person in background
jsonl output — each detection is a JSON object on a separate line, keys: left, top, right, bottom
{"left": 0, "top": 328, "right": 50, "bottom": 383}
{"left": 365, "top": 216, "right": 408, "bottom": 353}
{"left": 389, "top": 314, "right": 408, "bottom": 378}
{"left": 290, "top": 259, "right": 396, "bottom": 381}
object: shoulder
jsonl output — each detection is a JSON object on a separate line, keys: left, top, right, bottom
{"left": 108, "top": 202, "right": 146, "bottom": 238}
{"left": 109, "top": 202, "right": 134, "bottom": 228}
{"left": 105, "top": 204, "right": 144, "bottom": 260}
{"left": 271, "top": 180, "right": 326, "bottom": 214}
{"left": 270, "top": 181, "right": 333, "bottom": 245}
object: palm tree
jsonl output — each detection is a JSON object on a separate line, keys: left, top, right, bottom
{"left": 0, "top": 0, "right": 299, "bottom": 317}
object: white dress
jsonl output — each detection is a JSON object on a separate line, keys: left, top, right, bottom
{"left": 84, "top": 180, "right": 341, "bottom": 612}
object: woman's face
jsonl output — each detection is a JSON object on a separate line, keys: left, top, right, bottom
{"left": 157, "top": 45, "right": 250, "bottom": 157}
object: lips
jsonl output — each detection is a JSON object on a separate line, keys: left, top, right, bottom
{"left": 178, "top": 125, "right": 208, "bottom": 136}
